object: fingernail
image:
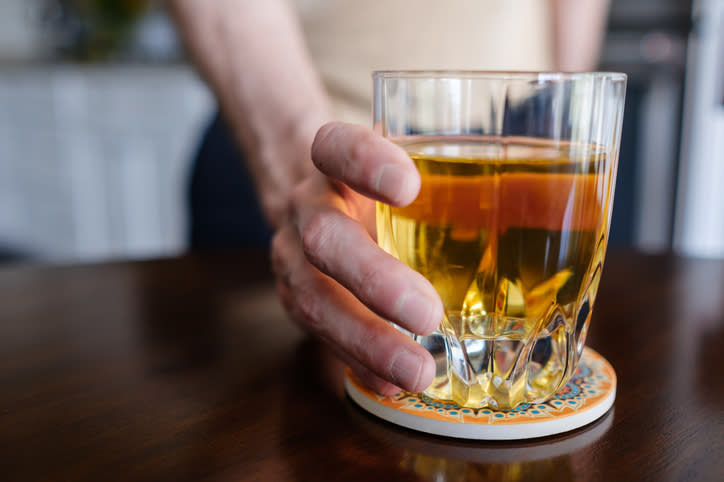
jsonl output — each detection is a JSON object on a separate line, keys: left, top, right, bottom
{"left": 390, "top": 349, "right": 424, "bottom": 391}
{"left": 396, "top": 290, "right": 442, "bottom": 335}
{"left": 375, "top": 164, "right": 409, "bottom": 205}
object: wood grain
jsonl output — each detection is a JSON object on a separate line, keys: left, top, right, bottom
{"left": 1, "top": 248, "right": 722, "bottom": 481}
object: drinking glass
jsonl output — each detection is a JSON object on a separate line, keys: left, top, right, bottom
{"left": 374, "top": 71, "right": 626, "bottom": 410}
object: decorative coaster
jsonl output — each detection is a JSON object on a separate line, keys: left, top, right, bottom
{"left": 345, "top": 346, "right": 616, "bottom": 440}
{"left": 346, "top": 403, "right": 615, "bottom": 462}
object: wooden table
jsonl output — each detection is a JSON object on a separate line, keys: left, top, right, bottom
{"left": 1, "top": 249, "right": 722, "bottom": 481}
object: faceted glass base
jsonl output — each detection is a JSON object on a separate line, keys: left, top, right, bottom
{"left": 410, "top": 293, "right": 594, "bottom": 410}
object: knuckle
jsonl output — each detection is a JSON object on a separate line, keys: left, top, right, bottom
{"left": 270, "top": 231, "right": 286, "bottom": 269}
{"left": 314, "top": 122, "right": 337, "bottom": 146}
{"left": 270, "top": 225, "right": 298, "bottom": 276}
{"left": 352, "top": 329, "right": 392, "bottom": 373}
{"left": 356, "top": 262, "right": 383, "bottom": 304}
{"left": 355, "top": 328, "right": 379, "bottom": 361}
{"left": 270, "top": 238, "right": 292, "bottom": 283}
{"left": 311, "top": 122, "right": 338, "bottom": 169}
{"left": 349, "top": 130, "right": 373, "bottom": 163}
{"left": 301, "top": 211, "right": 333, "bottom": 265}
{"left": 276, "top": 258, "right": 324, "bottom": 333}
{"left": 296, "top": 286, "right": 322, "bottom": 328}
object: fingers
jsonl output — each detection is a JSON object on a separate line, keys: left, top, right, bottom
{"left": 303, "top": 208, "right": 443, "bottom": 336}
{"left": 290, "top": 176, "right": 444, "bottom": 336}
{"left": 273, "top": 123, "right": 440, "bottom": 396}
{"left": 271, "top": 224, "right": 436, "bottom": 393}
{"left": 342, "top": 355, "right": 401, "bottom": 398}
{"left": 311, "top": 122, "right": 420, "bottom": 206}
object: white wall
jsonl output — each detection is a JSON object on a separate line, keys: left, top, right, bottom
{"left": 0, "top": 65, "right": 213, "bottom": 262}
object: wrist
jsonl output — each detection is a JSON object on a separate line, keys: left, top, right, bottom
{"left": 250, "top": 104, "right": 333, "bottom": 228}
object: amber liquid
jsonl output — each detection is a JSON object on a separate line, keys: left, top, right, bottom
{"left": 377, "top": 138, "right": 612, "bottom": 409}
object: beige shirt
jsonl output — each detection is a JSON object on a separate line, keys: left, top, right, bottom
{"left": 293, "top": 0, "right": 554, "bottom": 125}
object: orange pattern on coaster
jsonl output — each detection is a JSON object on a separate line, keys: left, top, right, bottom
{"left": 346, "top": 347, "right": 615, "bottom": 426}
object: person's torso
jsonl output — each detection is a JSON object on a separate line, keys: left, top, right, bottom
{"left": 293, "top": 0, "right": 554, "bottom": 125}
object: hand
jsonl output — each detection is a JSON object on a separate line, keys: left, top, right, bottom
{"left": 271, "top": 122, "right": 444, "bottom": 396}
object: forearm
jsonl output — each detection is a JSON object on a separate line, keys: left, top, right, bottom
{"left": 550, "top": 0, "right": 611, "bottom": 71}
{"left": 168, "top": 0, "right": 332, "bottom": 227}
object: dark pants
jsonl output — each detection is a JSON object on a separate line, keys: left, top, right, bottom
{"left": 188, "top": 114, "right": 272, "bottom": 249}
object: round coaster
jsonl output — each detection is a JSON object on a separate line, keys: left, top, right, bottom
{"left": 345, "top": 346, "right": 616, "bottom": 440}
{"left": 347, "top": 403, "right": 614, "bottom": 462}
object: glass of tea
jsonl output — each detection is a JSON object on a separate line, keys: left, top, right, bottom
{"left": 374, "top": 71, "right": 626, "bottom": 410}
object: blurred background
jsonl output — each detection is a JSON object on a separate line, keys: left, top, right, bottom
{"left": 0, "top": 0, "right": 212, "bottom": 264}
{"left": 0, "top": 0, "right": 722, "bottom": 265}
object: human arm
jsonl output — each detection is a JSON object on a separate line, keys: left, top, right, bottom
{"left": 167, "top": 0, "right": 443, "bottom": 394}
{"left": 550, "top": 0, "right": 611, "bottom": 71}
{"left": 167, "top": 0, "right": 331, "bottom": 227}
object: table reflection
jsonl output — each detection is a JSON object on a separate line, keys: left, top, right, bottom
{"left": 345, "top": 388, "right": 613, "bottom": 481}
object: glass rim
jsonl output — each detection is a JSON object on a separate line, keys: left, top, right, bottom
{"left": 373, "top": 70, "right": 627, "bottom": 81}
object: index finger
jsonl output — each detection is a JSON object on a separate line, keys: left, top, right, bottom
{"left": 311, "top": 122, "right": 420, "bottom": 206}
